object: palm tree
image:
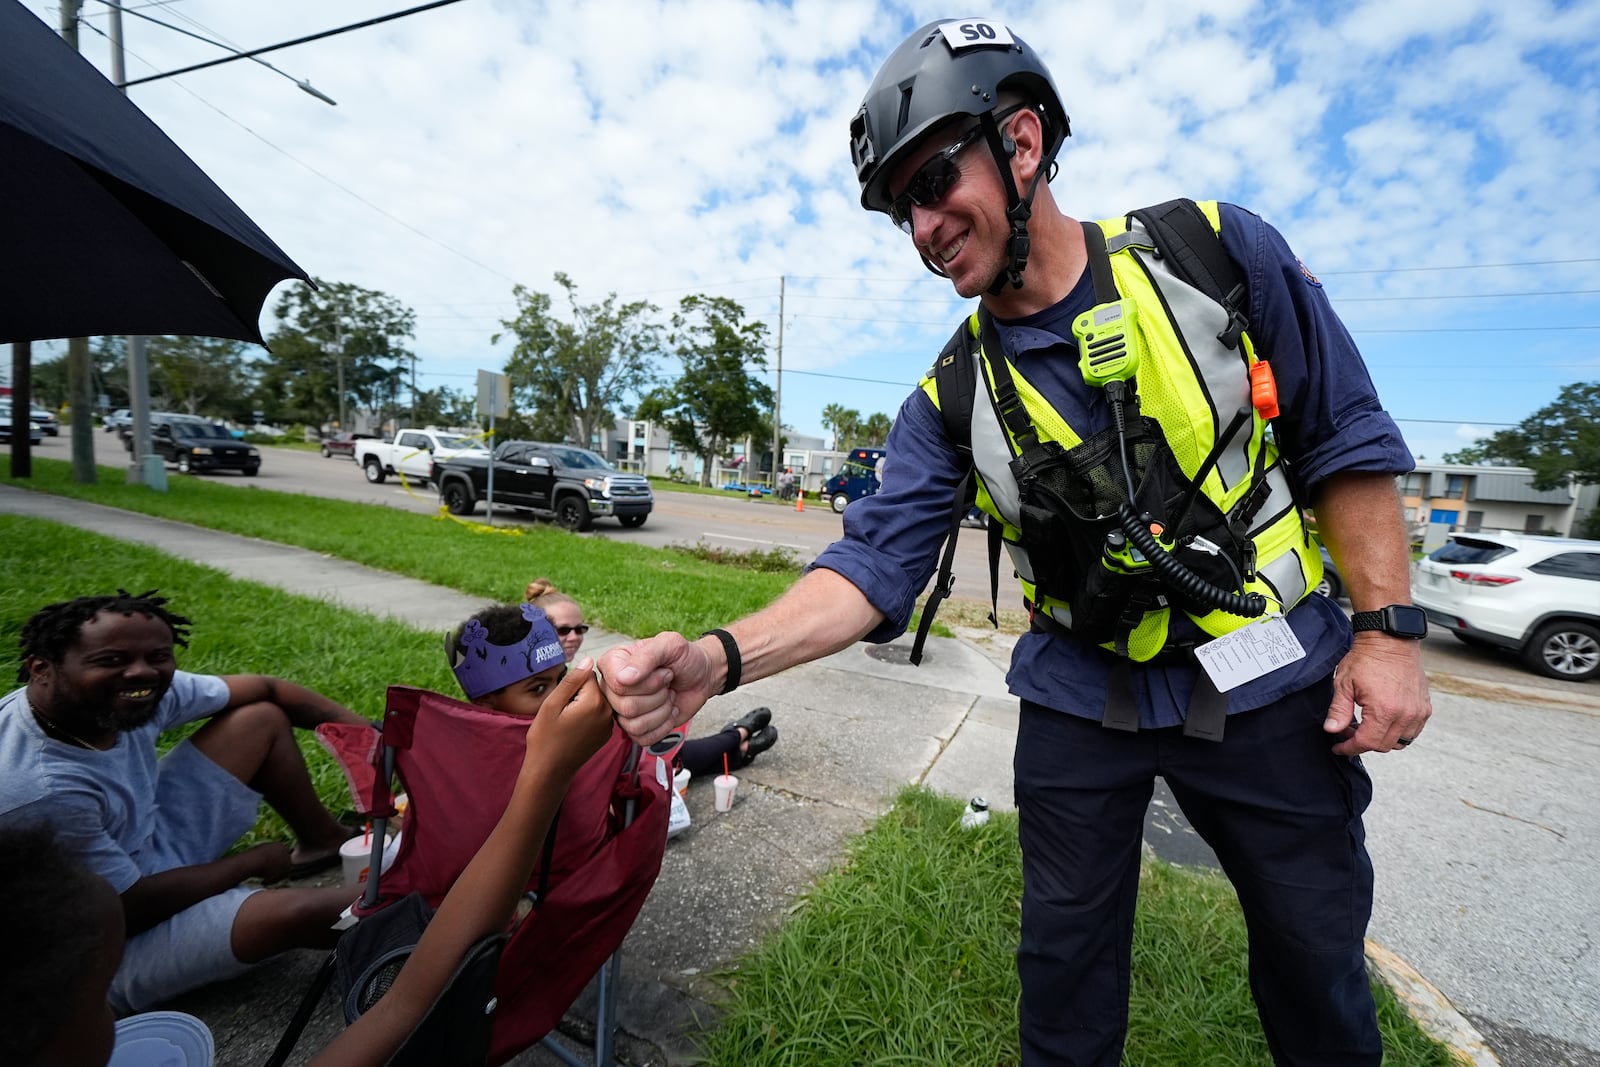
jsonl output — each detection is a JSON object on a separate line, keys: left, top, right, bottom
{"left": 821, "top": 404, "right": 861, "bottom": 451}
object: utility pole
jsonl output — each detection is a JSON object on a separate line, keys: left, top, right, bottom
{"left": 410, "top": 354, "right": 417, "bottom": 426}
{"left": 58, "top": 0, "right": 97, "bottom": 484}
{"left": 8, "top": 342, "right": 32, "bottom": 479}
{"left": 772, "top": 275, "right": 784, "bottom": 489}
{"left": 108, "top": 1, "right": 163, "bottom": 489}
{"left": 323, "top": 303, "right": 347, "bottom": 429}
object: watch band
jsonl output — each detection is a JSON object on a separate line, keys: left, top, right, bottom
{"left": 701, "top": 628, "right": 742, "bottom": 695}
{"left": 1350, "top": 604, "right": 1427, "bottom": 639}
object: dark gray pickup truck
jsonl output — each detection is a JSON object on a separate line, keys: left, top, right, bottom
{"left": 433, "top": 440, "right": 653, "bottom": 530}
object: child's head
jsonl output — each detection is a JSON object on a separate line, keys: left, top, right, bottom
{"left": 0, "top": 825, "right": 125, "bottom": 1067}
{"left": 524, "top": 578, "right": 587, "bottom": 661}
{"left": 447, "top": 602, "right": 568, "bottom": 716}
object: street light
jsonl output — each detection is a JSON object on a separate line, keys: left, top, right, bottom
{"left": 98, "top": 0, "right": 338, "bottom": 105}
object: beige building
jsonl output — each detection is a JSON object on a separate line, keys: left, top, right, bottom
{"left": 1398, "top": 463, "right": 1598, "bottom": 539}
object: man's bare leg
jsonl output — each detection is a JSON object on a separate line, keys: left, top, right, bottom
{"left": 230, "top": 886, "right": 357, "bottom": 963}
{"left": 189, "top": 702, "right": 351, "bottom": 868}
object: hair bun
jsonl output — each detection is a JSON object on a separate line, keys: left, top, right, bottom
{"left": 524, "top": 578, "right": 558, "bottom": 602}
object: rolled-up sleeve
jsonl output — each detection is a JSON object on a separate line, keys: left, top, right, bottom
{"left": 1219, "top": 203, "right": 1414, "bottom": 497}
{"left": 809, "top": 388, "right": 969, "bottom": 642}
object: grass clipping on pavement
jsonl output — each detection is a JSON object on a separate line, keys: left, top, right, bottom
{"left": 699, "top": 787, "right": 1455, "bottom": 1067}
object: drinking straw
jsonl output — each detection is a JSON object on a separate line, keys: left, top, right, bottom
{"left": 723, "top": 751, "right": 730, "bottom": 778}
{"left": 363, "top": 821, "right": 371, "bottom": 846}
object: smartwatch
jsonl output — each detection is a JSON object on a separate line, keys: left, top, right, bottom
{"left": 1350, "top": 604, "right": 1429, "bottom": 639}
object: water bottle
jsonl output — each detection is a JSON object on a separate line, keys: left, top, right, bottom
{"left": 960, "top": 796, "right": 990, "bottom": 830}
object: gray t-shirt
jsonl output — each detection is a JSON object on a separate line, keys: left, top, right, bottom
{"left": 0, "top": 671, "right": 229, "bottom": 891}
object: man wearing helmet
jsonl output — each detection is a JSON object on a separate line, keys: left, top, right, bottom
{"left": 603, "top": 19, "right": 1427, "bottom": 1066}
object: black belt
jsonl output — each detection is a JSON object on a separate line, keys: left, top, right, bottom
{"left": 1028, "top": 610, "right": 1226, "bottom": 741}
{"left": 1028, "top": 610, "right": 1199, "bottom": 667}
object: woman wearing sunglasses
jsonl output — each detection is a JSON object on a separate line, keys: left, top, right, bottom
{"left": 526, "top": 579, "right": 778, "bottom": 776}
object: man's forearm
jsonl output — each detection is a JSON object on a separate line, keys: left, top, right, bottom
{"left": 1313, "top": 472, "right": 1415, "bottom": 610}
{"left": 121, "top": 853, "right": 262, "bottom": 934}
{"left": 229, "top": 675, "right": 368, "bottom": 729}
{"left": 708, "top": 568, "right": 885, "bottom": 692}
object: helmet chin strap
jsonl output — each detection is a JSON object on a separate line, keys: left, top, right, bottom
{"left": 977, "top": 110, "right": 1047, "bottom": 295}
{"left": 914, "top": 110, "right": 1053, "bottom": 290}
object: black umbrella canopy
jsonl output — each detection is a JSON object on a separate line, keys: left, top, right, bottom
{"left": 0, "top": 0, "right": 311, "bottom": 345}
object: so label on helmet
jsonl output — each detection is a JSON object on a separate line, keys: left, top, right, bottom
{"left": 937, "top": 20, "right": 1016, "bottom": 50}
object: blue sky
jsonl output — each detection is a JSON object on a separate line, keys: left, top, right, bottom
{"left": 16, "top": 0, "right": 1600, "bottom": 461}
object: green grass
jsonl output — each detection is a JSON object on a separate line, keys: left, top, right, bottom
{"left": 2, "top": 458, "right": 795, "bottom": 638}
{"left": 698, "top": 787, "right": 1456, "bottom": 1067}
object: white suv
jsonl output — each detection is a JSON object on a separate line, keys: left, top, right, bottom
{"left": 1412, "top": 532, "right": 1600, "bottom": 682}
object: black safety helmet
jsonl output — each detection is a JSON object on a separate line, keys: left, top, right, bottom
{"left": 850, "top": 20, "right": 1070, "bottom": 290}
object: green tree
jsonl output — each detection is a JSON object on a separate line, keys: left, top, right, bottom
{"left": 821, "top": 404, "right": 861, "bottom": 451}
{"left": 27, "top": 338, "right": 126, "bottom": 411}
{"left": 412, "top": 385, "right": 478, "bottom": 429}
{"left": 493, "top": 273, "right": 661, "bottom": 446}
{"left": 637, "top": 295, "right": 774, "bottom": 487}
{"left": 861, "top": 411, "right": 894, "bottom": 447}
{"left": 147, "top": 336, "right": 257, "bottom": 420}
{"left": 262, "top": 280, "right": 416, "bottom": 429}
{"left": 1444, "top": 382, "right": 1600, "bottom": 490}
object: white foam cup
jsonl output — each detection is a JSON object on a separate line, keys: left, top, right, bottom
{"left": 713, "top": 773, "right": 738, "bottom": 812}
{"left": 674, "top": 767, "right": 691, "bottom": 799}
{"left": 340, "top": 836, "right": 373, "bottom": 887}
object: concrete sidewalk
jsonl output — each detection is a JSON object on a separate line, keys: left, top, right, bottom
{"left": 1, "top": 486, "right": 1505, "bottom": 1065}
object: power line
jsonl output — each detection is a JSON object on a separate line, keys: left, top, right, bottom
{"left": 1337, "top": 288, "right": 1600, "bottom": 303}
{"left": 119, "top": 0, "right": 472, "bottom": 87}
{"left": 93, "top": 0, "right": 336, "bottom": 104}
{"left": 1320, "top": 257, "right": 1600, "bottom": 276}
{"left": 81, "top": 20, "right": 526, "bottom": 289}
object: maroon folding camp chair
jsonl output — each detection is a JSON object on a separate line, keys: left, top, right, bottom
{"left": 268, "top": 685, "right": 669, "bottom": 1067}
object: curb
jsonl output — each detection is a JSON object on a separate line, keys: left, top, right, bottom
{"left": 1365, "top": 940, "right": 1501, "bottom": 1066}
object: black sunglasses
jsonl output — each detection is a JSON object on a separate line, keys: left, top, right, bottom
{"left": 887, "top": 105, "right": 1027, "bottom": 234}
{"left": 555, "top": 625, "right": 590, "bottom": 636}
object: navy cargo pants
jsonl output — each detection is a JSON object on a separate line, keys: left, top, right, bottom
{"left": 1013, "top": 676, "right": 1381, "bottom": 1066}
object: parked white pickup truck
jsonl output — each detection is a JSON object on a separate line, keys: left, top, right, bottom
{"left": 354, "top": 428, "right": 487, "bottom": 487}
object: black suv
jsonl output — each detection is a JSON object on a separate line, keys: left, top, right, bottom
{"left": 127, "top": 414, "right": 261, "bottom": 476}
{"left": 433, "top": 441, "right": 652, "bottom": 530}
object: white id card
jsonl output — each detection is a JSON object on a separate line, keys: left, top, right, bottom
{"left": 1193, "top": 616, "right": 1307, "bottom": 692}
{"left": 938, "top": 20, "right": 1016, "bottom": 51}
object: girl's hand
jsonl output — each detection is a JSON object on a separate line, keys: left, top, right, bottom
{"left": 523, "top": 657, "right": 614, "bottom": 776}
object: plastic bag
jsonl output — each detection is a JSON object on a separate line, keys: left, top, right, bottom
{"left": 667, "top": 786, "right": 691, "bottom": 838}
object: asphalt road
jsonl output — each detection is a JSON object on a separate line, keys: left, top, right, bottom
{"left": 91, "top": 431, "right": 1022, "bottom": 604}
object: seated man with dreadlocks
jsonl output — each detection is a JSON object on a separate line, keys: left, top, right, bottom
{"left": 0, "top": 590, "right": 372, "bottom": 1015}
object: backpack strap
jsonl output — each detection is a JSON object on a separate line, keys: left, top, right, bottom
{"left": 933, "top": 320, "right": 978, "bottom": 458}
{"left": 909, "top": 320, "right": 993, "bottom": 666}
{"left": 1128, "top": 198, "right": 1250, "bottom": 349}
{"left": 909, "top": 465, "right": 976, "bottom": 666}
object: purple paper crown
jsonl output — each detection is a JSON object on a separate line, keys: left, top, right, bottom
{"left": 448, "top": 603, "right": 566, "bottom": 699}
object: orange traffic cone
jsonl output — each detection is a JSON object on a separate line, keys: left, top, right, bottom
{"left": 795, "top": 490, "right": 804, "bottom": 513}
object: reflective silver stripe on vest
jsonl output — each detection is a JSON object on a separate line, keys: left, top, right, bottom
{"left": 1126, "top": 220, "right": 1298, "bottom": 532}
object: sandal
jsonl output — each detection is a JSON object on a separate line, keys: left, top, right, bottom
{"left": 738, "top": 725, "right": 778, "bottom": 767}
{"left": 723, "top": 706, "right": 772, "bottom": 737}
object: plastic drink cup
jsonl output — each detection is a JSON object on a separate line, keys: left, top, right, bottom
{"left": 674, "top": 767, "right": 691, "bottom": 800}
{"left": 713, "top": 773, "right": 738, "bottom": 812}
{"left": 340, "top": 836, "right": 373, "bottom": 887}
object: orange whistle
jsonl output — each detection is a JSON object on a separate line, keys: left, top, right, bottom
{"left": 1249, "top": 361, "right": 1279, "bottom": 419}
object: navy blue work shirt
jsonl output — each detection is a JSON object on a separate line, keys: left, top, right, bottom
{"left": 810, "top": 203, "right": 1415, "bottom": 728}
